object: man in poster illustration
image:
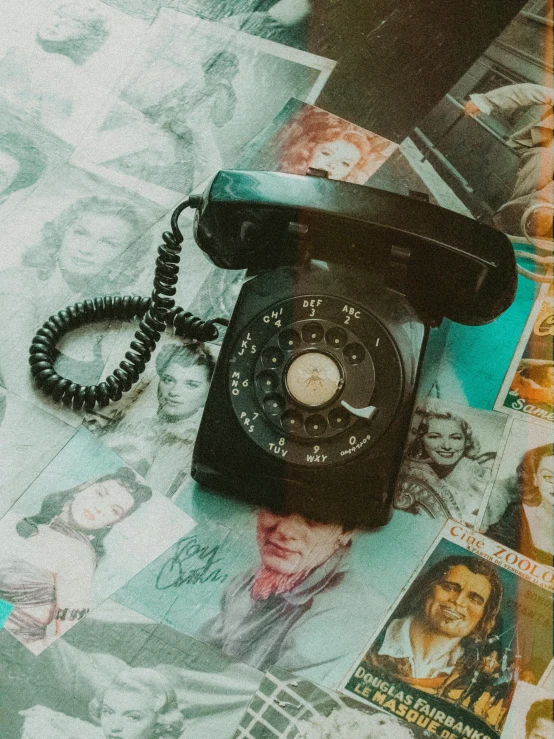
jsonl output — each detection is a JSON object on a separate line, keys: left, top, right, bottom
{"left": 464, "top": 83, "right": 553, "bottom": 240}
{"left": 365, "top": 555, "right": 503, "bottom": 695}
{"left": 197, "top": 509, "right": 384, "bottom": 679}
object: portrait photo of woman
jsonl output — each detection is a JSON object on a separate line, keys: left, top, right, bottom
{"left": 0, "top": 194, "right": 148, "bottom": 396}
{"left": 19, "top": 667, "right": 185, "bottom": 739}
{"left": 99, "top": 107, "right": 197, "bottom": 196}
{"left": 238, "top": 99, "right": 398, "bottom": 184}
{"left": 0, "top": 2, "right": 110, "bottom": 144}
{"left": 90, "top": 342, "right": 215, "bottom": 498}
{"left": 394, "top": 407, "right": 504, "bottom": 526}
{"left": 485, "top": 443, "right": 553, "bottom": 567}
{"left": 0, "top": 467, "right": 152, "bottom": 654}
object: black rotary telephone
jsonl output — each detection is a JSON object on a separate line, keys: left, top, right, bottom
{"left": 30, "top": 170, "right": 517, "bottom": 528}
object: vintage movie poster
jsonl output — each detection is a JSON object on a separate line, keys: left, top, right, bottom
{"left": 233, "top": 666, "right": 433, "bottom": 738}
{"left": 500, "top": 680, "right": 553, "bottom": 738}
{"left": 496, "top": 285, "right": 554, "bottom": 427}
{"left": 340, "top": 521, "right": 554, "bottom": 739}
{"left": 393, "top": 400, "right": 509, "bottom": 528}
{"left": 236, "top": 97, "right": 398, "bottom": 183}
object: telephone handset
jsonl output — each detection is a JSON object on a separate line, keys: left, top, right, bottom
{"left": 30, "top": 170, "right": 517, "bottom": 528}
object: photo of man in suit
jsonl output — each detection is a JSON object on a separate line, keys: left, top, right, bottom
{"left": 465, "top": 83, "right": 553, "bottom": 240}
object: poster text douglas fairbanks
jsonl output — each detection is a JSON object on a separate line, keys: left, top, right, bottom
{"left": 340, "top": 522, "right": 554, "bottom": 739}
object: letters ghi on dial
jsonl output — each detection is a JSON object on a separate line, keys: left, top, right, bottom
{"left": 228, "top": 296, "right": 403, "bottom": 467}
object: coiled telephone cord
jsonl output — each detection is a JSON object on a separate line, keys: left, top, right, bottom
{"left": 28, "top": 197, "right": 228, "bottom": 411}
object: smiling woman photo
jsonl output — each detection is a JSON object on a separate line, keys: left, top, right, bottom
{"left": 0, "top": 468, "right": 151, "bottom": 654}
{"left": 0, "top": 195, "right": 146, "bottom": 397}
{"left": 394, "top": 408, "right": 496, "bottom": 525}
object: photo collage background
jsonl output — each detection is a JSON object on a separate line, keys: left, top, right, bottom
{"left": 0, "top": 1, "right": 552, "bottom": 738}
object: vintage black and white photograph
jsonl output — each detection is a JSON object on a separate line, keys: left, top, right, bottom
{"left": 0, "top": 598, "right": 263, "bottom": 738}
{"left": 412, "top": 0, "right": 552, "bottom": 245}
{"left": 393, "top": 400, "right": 509, "bottom": 527}
{"left": 233, "top": 666, "right": 431, "bottom": 738}
{"left": 0, "top": 387, "right": 76, "bottom": 519}
{"left": 481, "top": 417, "right": 554, "bottom": 567}
{"left": 500, "top": 680, "right": 553, "bottom": 739}
{"left": 0, "top": 163, "right": 164, "bottom": 417}
{"left": 109, "top": 502, "right": 448, "bottom": 688}
{"left": 0, "top": 97, "right": 72, "bottom": 224}
{"left": 99, "top": 0, "right": 173, "bottom": 22}
{"left": 237, "top": 97, "right": 398, "bottom": 182}
{"left": 0, "top": 0, "right": 149, "bottom": 144}
{"left": 174, "top": 0, "right": 314, "bottom": 51}
{"left": 84, "top": 335, "right": 219, "bottom": 499}
{"left": 71, "top": 9, "right": 335, "bottom": 203}
{"left": 0, "top": 428, "right": 194, "bottom": 654}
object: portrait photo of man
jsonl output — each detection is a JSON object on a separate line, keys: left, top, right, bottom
{"left": 525, "top": 699, "right": 554, "bottom": 739}
{"left": 197, "top": 508, "right": 386, "bottom": 680}
{"left": 366, "top": 554, "right": 503, "bottom": 694}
